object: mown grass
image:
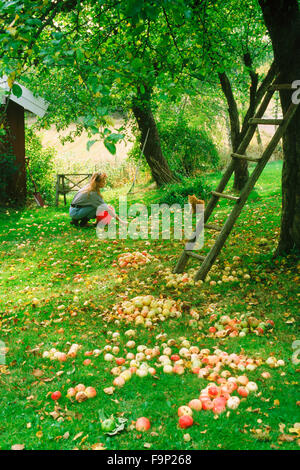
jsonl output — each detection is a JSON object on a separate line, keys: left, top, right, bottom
{"left": 0, "top": 161, "right": 299, "bottom": 450}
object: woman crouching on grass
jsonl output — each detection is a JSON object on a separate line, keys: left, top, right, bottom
{"left": 69, "top": 172, "right": 126, "bottom": 227}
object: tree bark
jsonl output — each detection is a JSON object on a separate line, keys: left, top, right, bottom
{"left": 0, "top": 102, "right": 26, "bottom": 204}
{"left": 132, "top": 88, "right": 178, "bottom": 187}
{"left": 259, "top": 0, "right": 300, "bottom": 255}
{"left": 219, "top": 60, "right": 277, "bottom": 191}
{"left": 218, "top": 71, "right": 249, "bottom": 190}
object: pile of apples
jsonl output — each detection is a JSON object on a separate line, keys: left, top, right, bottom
{"left": 163, "top": 268, "right": 199, "bottom": 288}
{"left": 113, "top": 251, "right": 154, "bottom": 269}
{"left": 101, "top": 332, "right": 285, "bottom": 391}
{"left": 205, "top": 256, "right": 251, "bottom": 286}
{"left": 107, "top": 295, "right": 182, "bottom": 326}
{"left": 177, "top": 376, "right": 258, "bottom": 428}
{"left": 161, "top": 256, "right": 251, "bottom": 287}
{"left": 208, "top": 312, "right": 275, "bottom": 338}
{"left": 42, "top": 343, "right": 81, "bottom": 362}
{"left": 67, "top": 384, "right": 97, "bottom": 402}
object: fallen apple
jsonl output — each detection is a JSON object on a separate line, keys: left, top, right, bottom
{"left": 178, "top": 406, "right": 193, "bottom": 417}
{"left": 76, "top": 391, "right": 88, "bottom": 403}
{"left": 135, "top": 417, "right": 151, "bottom": 432}
{"left": 85, "top": 386, "right": 97, "bottom": 398}
{"left": 101, "top": 418, "right": 115, "bottom": 432}
{"left": 179, "top": 415, "right": 193, "bottom": 429}
{"left": 188, "top": 399, "right": 202, "bottom": 411}
{"left": 51, "top": 391, "right": 61, "bottom": 401}
{"left": 237, "top": 386, "right": 248, "bottom": 398}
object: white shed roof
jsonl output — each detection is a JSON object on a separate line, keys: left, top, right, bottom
{"left": 0, "top": 76, "right": 49, "bottom": 117}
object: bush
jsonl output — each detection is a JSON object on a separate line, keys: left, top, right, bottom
{"left": 158, "top": 118, "right": 219, "bottom": 178}
{"left": 158, "top": 176, "right": 211, "bottom": 207}
{"left": 25, "top": 128, "right": 56, "bottom": 203}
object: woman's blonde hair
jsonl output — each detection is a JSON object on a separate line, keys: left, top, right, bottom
{"left": 84, "top": 172, "right": 106, "bottom": 196}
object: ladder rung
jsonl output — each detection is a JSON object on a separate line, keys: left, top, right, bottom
{"left": 231, "top": 153, "right": 261, "bottom": 163}
{"left": 211, "top": 191, "right": 240, "bottom": 202}
{"left": 269, "top": 84, "right": 293, "bottom": 91}
{"left": 185, "top": 251, "right": 206, "bottom": 261}
{"left": 204, "top": 223, "right": 222, "bottom": 231}
{"left": 249, "top": 118, "right": 283, "bottom": 125}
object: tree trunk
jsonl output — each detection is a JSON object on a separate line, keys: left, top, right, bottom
{"left": 259, "top": 0, "right": 300, "bottom": 255}
{"left": 218, "top": 71, "right": 249, "bottom": 190}
{"left": 218, "top": 62, "right": 276, "bottom": 191}
{"left": 132, "top": 89, "right": 178, "bottom": 187}
{"left": 0, "top": 102, "right": 26, "bottom": 204}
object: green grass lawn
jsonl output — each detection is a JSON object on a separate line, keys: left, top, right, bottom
{"left": 0, "top": 161, "right": 299, "bottom": 450}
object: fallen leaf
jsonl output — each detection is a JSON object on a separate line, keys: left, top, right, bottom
{"left": 278, "top": 434, "right": 295, "bottom": 442}
{"left": 11, "top": 444, "right": 25, "bottom": 450}
{"left": 92, "top": 443, "right": 106, "bottom": 450}
{"left": 50, "top": 411, "right": 60, "bottom": 420}
{"left": 103, "top": 387, "right": 115, "bottom": 395}
{"left": 279, "top": 423, "right": 286, "bottom": 433}
{"left": 32, "top": 369, "right": 44, "bottom": 378}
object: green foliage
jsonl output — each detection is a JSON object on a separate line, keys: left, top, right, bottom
{"left": 158, "top": 176, "right": 211, "bottom": 207}
{"left": 97, "top": 161, "right": 135, "bottom": 190}
{"left": 127, "top": 130, "right": 148, "bottom": 171}
{"left": 158, "top": 117, "right": 219, "bottom": 178}
{"left": 25, "top": 128, "right": 56, "bottom": 203}
{"left": 0, "top": 144, "right": 17, "bottom": 202}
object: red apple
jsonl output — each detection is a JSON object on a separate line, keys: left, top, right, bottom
{"left": 51, "top": 391, "right": 61, "bottom": 401}
{"left": 201, "top": 399, "right": 214, "bottom": 411}
{"left": 171, "top": 354, "right": 180, "bottom": 362}
{"left": 84, "top": 351, "right": 93, "bottom": 356}
{"left": 213, "top": 397, "right": 226, "bottom": 407}
{"left": 179, "top": 415, "right": 193, "bottom": 429}
{"left": 116, "top": 357, "right": 125, "bottom": 366}
{"left": 237, "top": 386, "right": 249, "bottom": 398}
{"left": 136, "top": 417, "right": 150, "bottom": 431}
{"left": 208, "top": 386, "right": 219, "bottom": 398}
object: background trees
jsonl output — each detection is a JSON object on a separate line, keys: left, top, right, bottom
{"left": 1, "top": 0, "right": 299, "bottom": 254}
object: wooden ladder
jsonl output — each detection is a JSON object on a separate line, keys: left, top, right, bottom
{"left": 174, "top": 80, "right": 299, "bottom": 281}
